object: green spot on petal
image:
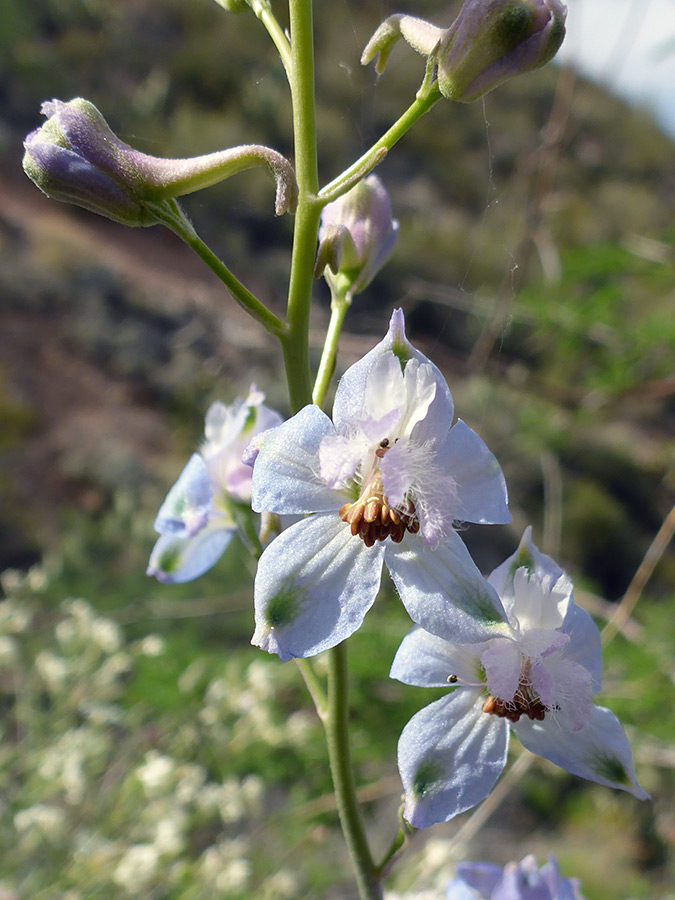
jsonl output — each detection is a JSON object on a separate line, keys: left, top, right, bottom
{"left": 158, "top": 546, "right": 181, "bottom": 574}
{"left": 266, "top": 583, "right": 301, "bottom": 629}
{"left": 413, "top": 758, "right": 444, "bottom": 799}
{"left": 592, "top": 753, "right": 631, "bottom": 787}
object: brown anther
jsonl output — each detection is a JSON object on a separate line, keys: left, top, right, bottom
{"left": 364, "top": 497, "right": 380, "bottom": 523}
{"left": 338, "top": 465, "right": 420, "bottom": 546}
{"left": 482, "top": 669, "right": 550, "bottom": 724}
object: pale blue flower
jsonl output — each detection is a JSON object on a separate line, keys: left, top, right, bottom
{"left": 250, "top": 309, "right": 510, "bottom": 661}
{"left": 392, "top": 528, "right": 648, "bottom": 828}
{"left": 446, "top": 854, "right": 584, "bottom": 900}
{"left": 147, "top": 386, "right": 282, "bottom": 583}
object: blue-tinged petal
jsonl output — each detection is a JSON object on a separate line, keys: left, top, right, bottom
{"left": 442, "top": 420, "right": 510, "bottom": 525}
{"left": 390, "top": 625, "right": 484, "bottom": 688}
{"left": 154, "top": 453, "right": 213, "bottom": 537}
{"left": 252, "top": 514, "right": 384, "bottom": 661}
{"left": 386, "top": 530, "right": 510, "bottom": 643}
{"left": 398, "top": 691, "right": 509, "bottom": 828}
{"left": 332, "top": 309, "right": 454, "bottom": 433}
{"left": 561, "top": 602, "right": 603, "bottom": 693}
{"left": 488, "top": 526, "right": 563, "bottom": 601}
{"left": 146, "top": 526, "right": 233, "bottom": 583}
{"left": 250, "top": 405, "right": 342, "bottom": 514}
{"left": 454, "top": 862, "right": 504, "bottom": 899}
{"left": 513, "top": 704, "right": 649, "bottom": 799}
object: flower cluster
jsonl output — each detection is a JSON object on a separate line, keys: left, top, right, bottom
{"left": 245, "top": 310, "right": 646, "bottom": 825}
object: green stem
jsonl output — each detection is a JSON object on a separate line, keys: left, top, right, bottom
{"left": 326, "top": 644, "right": 382, "bottom": 900}
{"left": 312, "top": 286, "right": 350, "bottom": 407}
{"left": 248, "top": 0, "right": 292, "bottom": 78}
{"left": 282, "top": 0, "right": 321, "bottom": 412}
{"left": 295, "top": 658, "right": 328, "bottom": 720}
{"left": 151, "top": 201, "right": 285, "bottom": 337}
{"left": 320, "top": 84, "right": 442, "bottom": 204}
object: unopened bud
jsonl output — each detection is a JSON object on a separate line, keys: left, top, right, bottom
{"left": 437, "top": 0, "right": 567, "bottom": 102}
{"left": 23, "top": 98, "right": 297, "bottom": 226}
{"left": 315, "top": 175, "right": 398, "bottom": 298}
{"left": 362, "top": 0, "right": 566, "bottom": 103}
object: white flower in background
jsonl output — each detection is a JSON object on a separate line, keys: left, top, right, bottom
{"left": 147, "top": 385, "right": 282, "bottom": 583}
{"left": 391, "top": 529, "right": 648, "bottom": 828}
{"left": 250, "top": 309, "right": 510, "bottom": 660}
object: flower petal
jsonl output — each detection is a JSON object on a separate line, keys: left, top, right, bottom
{"left": 154, "top": 453, "right": 214, "bottom": 538}
{"left": 398, "top": 691, "right": 509, "bottom": 828}
{"left": 250, "top": 405, "right": 342, "bottom": 514}
{"left": 454, "top": 862, "right": 504, "bottom": 899}
{"left": 443, "top": 420, "right": 510, "bottom": 525}
{"left": 252, "top": 514, "right": 384, "bottom": 660}
{"left": 513, "top": 704, "right": 649, "bottom": 799}
{"left": 561, "top": 602, "right": 603, "bottom": 693}
{"left": 390, "top": 625, "right": 484, "bottom": 688}
{"left": 146, "top": 527, "right": 233, "bottom": 583}
{"left": 332, "top": 309, "right": 454, "bottom": 433}
{"left": 386, "top": 530, "right": 510, "bottom": 643}
{"left": 488, "top": 526, "right": 563, "bottom": 602}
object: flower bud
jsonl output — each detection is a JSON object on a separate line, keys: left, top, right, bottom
{"left": 315, "top": 175, "right": 398, "bottom": 298}
{"left": 23, "top": 98, "right": 297, "bottom": 226}
{"left": 362, "top": 1, "right": 567, "bottom": 103}
{"left": 437, "top": 0, "right": 567, "bottom": 102}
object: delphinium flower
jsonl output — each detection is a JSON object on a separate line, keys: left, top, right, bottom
{"left": 147, "top": 386, "right": 282, "bottom": 583}
{"left": 391, "top": 528, "right": 648, "bottom": 828}
{"left": 445, "top": 854, "right": 585, "bottom": 900}
{"left": 250, "top": 309, "right": 511, "bottom": 661}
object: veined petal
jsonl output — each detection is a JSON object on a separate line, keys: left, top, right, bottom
{"left": 398, "top": 691, "right": 509, "bottom": 828}
{"left": 250, "top": 405, "right": 342, "bottom": 514}
{"left": 561, "top": 602, "right": 603, "bottom": 693}
{"left": 535, "top": 655, "right": 594, "bottom": 732}
{"left": 443, "top": 420, "right": 510, "bottom": 525}
{"left": 509, "top": 568, "right": 571, "bottom": 633}
{"left": 481, "top": 638, "right": 521, "bottom": 702}
{"left": 390, "top": 625, "right": 485, "bottom": 688}
{"left": 513, "top": 704, "right": 649, "bottom": 799}
{"left": 488, "top": 526, "right": 564, "bottom": 603}
{"left": 386, "top": 530, "right": 510, "bottom": 643}
{"left": 146, "top": 526, "right": 233, "bottom": 583}
{"left": 154, "top": 453, "right": 213, "bottom": 538}
{"left": 332, "top": 309, "right": 454, "bottom": 432}
{"left": 252, "top": 513, "right": 384, "bottom": 660}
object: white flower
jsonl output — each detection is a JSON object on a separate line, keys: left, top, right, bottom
{"left": 392, "top": 529, "right": 648, "bottom": 829}
{"left": 250, "top": 309, "right": 510, "bottom": 660}
{"left": 147, "top": 385, "right": 282, "bottom": 583}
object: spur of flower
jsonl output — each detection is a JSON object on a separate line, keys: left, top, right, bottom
{"left": 147, "top": 386, "right": 282, "bottom": 583}
{"left": 445, "top": 854, "right": 584, "bottom": 900}
{"left": 391, "top": 528, "right": 648, "bottom": 828}
{"left": 250, "top": 309, "right": 510, "bottom": 661}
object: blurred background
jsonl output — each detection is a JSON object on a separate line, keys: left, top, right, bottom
{"left": 0, "top": 0, "right": 674, "bottom": 897}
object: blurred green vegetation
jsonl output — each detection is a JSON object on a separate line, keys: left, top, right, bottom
{"left": 0, "top": 0, "right": 674, "bottom": 897}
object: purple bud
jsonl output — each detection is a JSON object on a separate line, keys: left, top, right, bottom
{"left": 437, "top": 0, "right": 567, "bottom": 102}
{"left": 316, "top": 175, "right": 399, "bottom": 297}
{"left": 23, "top": 98, "right": 297, "bottom": 226}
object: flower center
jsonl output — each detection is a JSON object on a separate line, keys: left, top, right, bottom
{"left": 481, "top": 659, "right": 549, "bottom": 723}
{"left": 338, "top": 439, "right": 420, "bottom": 547}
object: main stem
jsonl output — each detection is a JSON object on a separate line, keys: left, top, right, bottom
{"left": 282, "top": 0, "right": 320, "bottom": 412}
{"left": 326, "top": 643, "right": 382, "bottom": 900}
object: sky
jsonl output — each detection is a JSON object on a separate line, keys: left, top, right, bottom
{"left": 556, "top": 0, "right": 675, "bottom": 137}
